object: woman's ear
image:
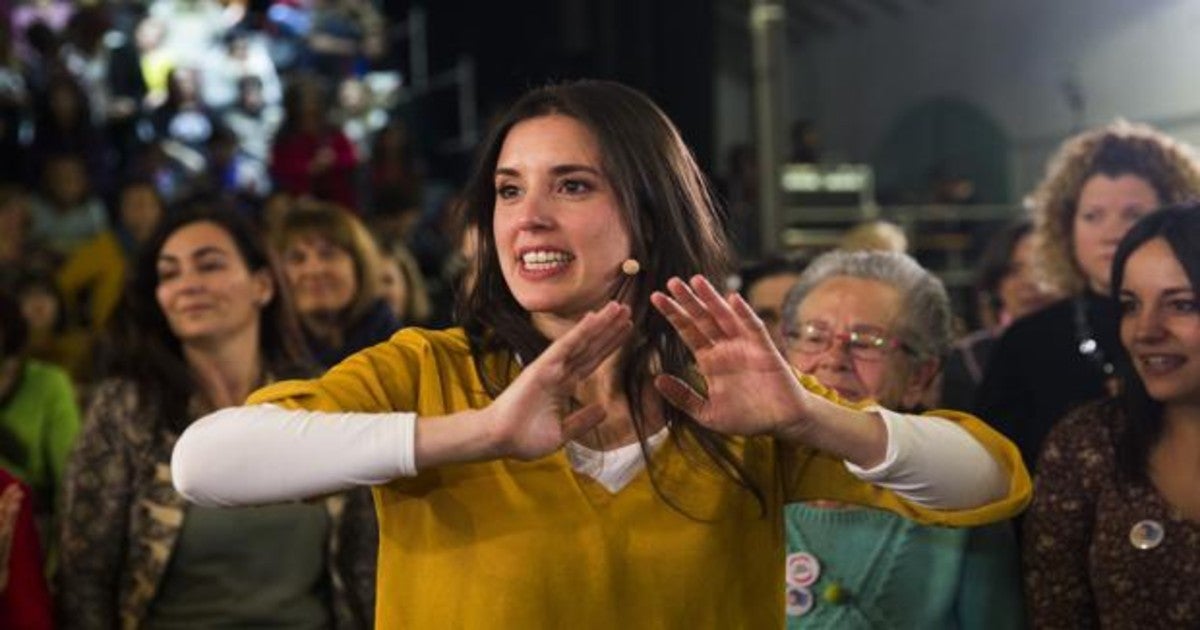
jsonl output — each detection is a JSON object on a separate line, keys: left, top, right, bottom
{"left": 253, "top": 269, "right": 275, "bottom": 307}
{"left": 901, "top": 357, "right": 942, "bottom": 410}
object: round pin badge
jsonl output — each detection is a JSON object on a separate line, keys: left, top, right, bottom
{"left": 786, "top": 552, "right": 821, "bottom": 587}
{"left": 1129, "top": 519, "right": 1165, "bottom": 550}
{"left": 785, "top": 585, "right": 814, "bottom": 617}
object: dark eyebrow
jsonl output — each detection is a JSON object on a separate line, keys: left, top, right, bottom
{"left": 494, "top": 164, "right": 602, "bottom": 178}
{"left": 158, "top": 245, "right": 229, "bottom": 264}
{"left": 1162, "top": 287, "right": 1196, "bottom": 297}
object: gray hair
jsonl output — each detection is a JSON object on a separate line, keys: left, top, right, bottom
{"left": 780, "top": 250, "right": 953, "bottom": 360}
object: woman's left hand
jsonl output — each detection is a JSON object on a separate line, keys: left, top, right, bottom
{"left": 650, "top": 275, "right": 808, "bottom": 437}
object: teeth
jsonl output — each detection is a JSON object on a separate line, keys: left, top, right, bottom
{"left": 522, "top": 250, "right": 573, "bottom": 268}
{"left": 1140, "top": 355, "right": 1183, "bottom": 372}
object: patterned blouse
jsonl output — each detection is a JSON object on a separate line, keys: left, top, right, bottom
{"left": 1023, "top": 400, "right": 1200, "bottom": 628}
{"left": 56, "top": 379, "right": 376, "bottom": 630}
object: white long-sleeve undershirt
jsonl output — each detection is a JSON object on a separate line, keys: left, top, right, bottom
{"left": 171, "top": 404, "right": 1008, "bottom": 510}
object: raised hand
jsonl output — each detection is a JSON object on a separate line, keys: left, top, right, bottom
{"left": 487, "top": 302, "right": 634, "bottom": 460}
{"left": 0, "top": 482, "right": 21, "bottom": 591}
{"left": 650, "top": 275, "right": 809, "bottom": 437}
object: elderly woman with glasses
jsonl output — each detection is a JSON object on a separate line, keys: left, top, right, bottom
{"left": 778, "top": 249, "right": 1025, "bottom": 629}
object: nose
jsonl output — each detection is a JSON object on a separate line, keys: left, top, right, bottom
{"left": 810, "top": 335, "right": 855, "bottom": 370}
{"left": 513, "top": 192, "right": 553, "bottom": 231}
{"left": 1131, "top": 305, "right": 1167, "bottom": 343}
{"left": 1106, "top": 214, "right": 1139, "bottom": 242}
{"left": 174, "top": 268, "right": 206, "bottom": 296}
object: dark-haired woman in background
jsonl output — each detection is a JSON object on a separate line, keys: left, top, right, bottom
{"left": 57, "top": 207, "right": 372, "bottom": 628}
{"left": 974, "top": 121, "right": 1200, "bottom": 471}
{"left": 940, "top": 219, "right": 1059, "bottom": 410}
{"left": 1025, "top": 204, "right": 1200, "bottom": 627}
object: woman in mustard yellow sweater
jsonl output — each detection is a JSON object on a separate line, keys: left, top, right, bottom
{"left": 171, "top": 80, "right": 1030, "bottom": 629}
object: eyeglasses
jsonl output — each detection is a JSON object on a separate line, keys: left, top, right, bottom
{"left": 785, "top": 321, "right": 912, "bottom": 362}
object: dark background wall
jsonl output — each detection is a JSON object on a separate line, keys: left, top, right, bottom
{"left": 386, "top": 0, "right": 716, "bottom": 175}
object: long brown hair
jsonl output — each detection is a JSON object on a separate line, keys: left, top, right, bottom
{"left": 109, "top": 205, "right": 312, "bottom": 433}
{"left": 457, "top": 80, "right": 765, "bottom": 514}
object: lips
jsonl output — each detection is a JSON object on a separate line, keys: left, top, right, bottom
{"left": 1136, "top": 353, "right": 1185, "bottom": 376}
{"left": 517, "top": 248, "right": 574, "bottom": 274}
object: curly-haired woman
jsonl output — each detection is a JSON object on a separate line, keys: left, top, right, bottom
{"left": 974, "top": 120, "right": 1200, "bottom": 471}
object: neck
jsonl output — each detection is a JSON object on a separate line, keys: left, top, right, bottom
{"left": 1160, "top": 404, "right": 1200, "bottom": 456}
{"left": 304, "top": 311, "right": 344, "bottom": 347}
{"left": 531, "top": 312, "right": 578, "bottom": 341}
{"left": 571, "top": 352, "right": 667, "bottom": 450}
{"left": 182, "top": 331, "right": 265, "bottom": 409}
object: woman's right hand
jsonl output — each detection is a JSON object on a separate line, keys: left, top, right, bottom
{"left": 486, "top": 302, "right": 633, "bottom": 460}
{"left": 413, "top": 302, "right": 633, "bottom": 468}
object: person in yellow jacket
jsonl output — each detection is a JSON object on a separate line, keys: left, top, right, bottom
{"left": 57, "top": 180, "right": 165, "bottom": 337}
{"left": 171, "top": 80, "right": 1030, "bottom": 629}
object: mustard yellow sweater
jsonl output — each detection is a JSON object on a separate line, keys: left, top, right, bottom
{"left": 249, "top": 328, "right": 1029, "bottom": 629}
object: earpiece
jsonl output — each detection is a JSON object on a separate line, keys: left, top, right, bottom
{"left": 621, "top": 259, "right": 641, "bottom": 276}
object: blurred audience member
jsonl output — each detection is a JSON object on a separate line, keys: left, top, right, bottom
{"left": 271, "top": 76, "right": 358, "bottom": 210}
{"left": 223, "top": 75, "right": 283, "bottom": 166}
{"left": 335, "top": 77, "right": 386, "bottom": 163}
{"left": 369, "top": 119, "right": 424, "bottom": 213}
{"left": 57, "top": 206, "right": 371, "bottom": 628}
{"left": 272, "top": 202, "right": 398, "bottom": 367}
{"left": 133, "top": 15, "right": 174, "bottom": 107}
{"left": 0, "top": 20, "right": 29, "bottom": 184}
{"left": 151, "top": 67, "right": 219, "bottom": 158}
{"left": 61, "top": 5, "right": 146, "bottom": 172}
{"left": 28, "top": 153, "right": 108, "bottom": 257}
{"left": 27, "top": 75, "right": 106, "bottom": 190}
{"left": 839, "top": 219, "right": 909, "bottom": 253}
{"left": 0, "top": 289, "right": 80, "bottom": 546}
{"left": 0, "top": 469, "right": 54, "bottom": 630}
{"left": 15, "top": 273, "right": 91, "bottom": 383}
{"left": 941, "top": 220, "right": 1059, "bottom": 409}
{"left": 739, "top": 255, "right": 807, "bottom": 350}
{"left": 58, "top": 179, "right": 166, "bottom": 338}
{"left": 378, "top": 244, "right": 431, "bottom": 326}
{"left": 204, "top": 124, "right": 271, "bottom": 207}
{"left": 202, "top": 28, "right": 282, "bottom": 111}
{"left": 0, "top": 186, "right": 57, "bottom": 291}
{"left": 307, "top": 0, "right": 385, "bottom": 80}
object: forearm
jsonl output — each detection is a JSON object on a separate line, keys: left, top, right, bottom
{"left": 778, "top": 393, "right": 1011, "bottom": 510}
{"left": 774, "top": 390, "right": 888, "bottom": 468}
{"left": 172, "top": 404, "right": 500, "bottom": 507}
{"left": 844, "top": 408, "right": 1009, "bottom": 509}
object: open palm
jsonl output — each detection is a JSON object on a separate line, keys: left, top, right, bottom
{"left": 488, "top": 302, "right": 634, "bottom": 460}
{"left": 650, "top": 276, "right": 808, "bottom": 436}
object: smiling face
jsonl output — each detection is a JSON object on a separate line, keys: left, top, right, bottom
{"left": 1119, "top": 237, "right": 1200, "bottom": 407}
{"left": 282, "top": 233, "right": 359, "bottom": 318}
{"left": 492, "top": 114, "right": 632, "bottom": 337}
{"left": 786, "top": 276, "right": 931, "bottom": 408}
{"left": 1073, "top": 174, "right": 1161, "bottom": 294}
{"left": 155, "top": 221, "right": 272, "bottom": 346}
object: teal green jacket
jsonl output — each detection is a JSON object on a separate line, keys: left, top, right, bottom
{"left": 785, "top": 503, "right": 1026, "bottom": 629}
